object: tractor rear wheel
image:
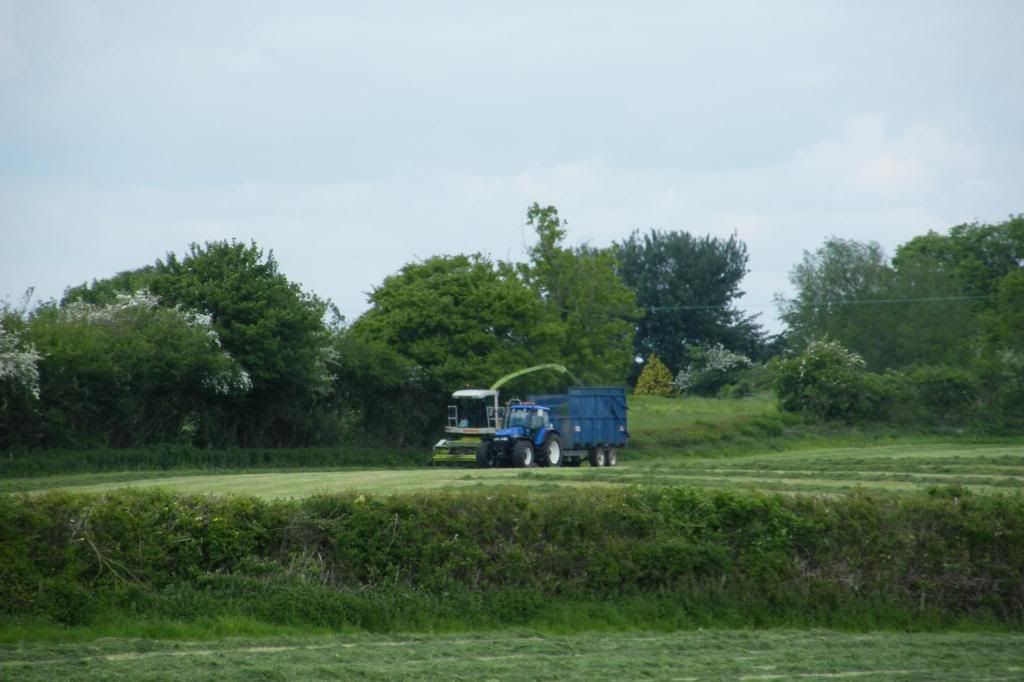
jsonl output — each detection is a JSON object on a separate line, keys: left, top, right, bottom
{"left": 475, "top": 441, "right": 493, "bottom": 468}
{"left": 540, "top": 434, "right": 563, "bottom": 467}
{"left": 513, "top": 440, "right": 534, "bottom": 468}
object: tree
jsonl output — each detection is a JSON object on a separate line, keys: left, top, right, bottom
{"left": 327, "top": 332, "right": 437, "bottom": 446}
{"left": 780, "top": 227, "right": 1013, "bottom": 371}
{"left": 350, "top": 254, "right": 558, "bottom": 392}
{"left": 64, "top": 240, "right": 333, "bottom": 446}
{"left": 614, "top": 229, "right": 763, "bottom": 376}
{"left": 23, "top": 292, "right": 249, "bottom": 447}
{"left": 634, "top": 354, "right": 674, "bottom": 397}
{"left": 778, "top": 238, "right": 894, "bottom": 366}
{"left": 522, "top": 203, "right": 640, "bottom": 384}
{"left": 894, "top": 215, "right": 1024, "bottom": 300}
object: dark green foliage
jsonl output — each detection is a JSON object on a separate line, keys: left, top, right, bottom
{"left": 327, "top": 333, "right": 440, "bottom": 447}
{"left": 63, "top": 240, "right": 332, "bottom": 447}
{"left": 19, "top": 298, "right": 247, "bottom": 448}
{"left": 778, "top": 238, "right": 975, "bottom": 370}
{"left": 775, "top": 340, "right": 884, "bottom": 421}
{"left": 894, "top": 216, "right": 1024, "bottom": 301}
{"left": 351, "top": 253, "right": 556, "bottom": 393}
{"left": 522, "top": 203, "right": 640, "bottom": 384}
{"left": 2, "top": 487, "right": 1022, "bottom": 630}
{"left": 674, "top": 343, "right": 753, "bottom": 397}
{"left": 897, "top": 365, "right": 980, "bottom": 423}
{"left": 614, "top": 229, "right": 765, "bottom": 375}
{"left": 781, "top": 216, "right": 1023, "bottom": 376}
{"left": 774, "top": 341, "right": 993, "bottom": 426}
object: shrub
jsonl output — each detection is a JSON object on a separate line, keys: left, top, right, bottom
{"left": 907, "top": 366, "right": 977, "bottom": 416}
{"left": 635, "top": 354, "right": 675, "bottom": 397}
{"left": 774, "top": 339, "right": 884, "bottom": 421}
{"left": 674, "top": 343, "right": 752, "bottom": 397}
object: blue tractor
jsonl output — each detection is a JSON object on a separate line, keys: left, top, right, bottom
{"left": 480, "top": 401, "right": 563, "bottom": 468}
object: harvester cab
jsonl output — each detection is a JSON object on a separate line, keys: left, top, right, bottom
{"left": 431, "top": 389, "right": 505, "bottom": 465}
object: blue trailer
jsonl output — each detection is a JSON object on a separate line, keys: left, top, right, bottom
{"left": 481, "top": 386, "right": 628, "bottom": 468}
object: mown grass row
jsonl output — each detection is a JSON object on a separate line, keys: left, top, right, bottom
{"left": 7, "top": 393, "right": 1019, "bottom": 487}
{"left": 5, "top": 630, "right": 1024, "bottom": 681}
{"left": 0, "top": 444, "right": 427, "bottom": 478}
{"left": 2, "top": 486, "right": 1022, "bottom": 634}
{"left": 7, "top": 442, "right": 1020, "bottom": 499}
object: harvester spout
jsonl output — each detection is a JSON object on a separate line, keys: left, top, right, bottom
{"left": 488, "top": 364, "right": 581, "bottom": 391}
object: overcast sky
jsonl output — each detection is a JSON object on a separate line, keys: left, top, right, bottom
{"left": 2, "top": 1, "right": 1022, "bottom": 333}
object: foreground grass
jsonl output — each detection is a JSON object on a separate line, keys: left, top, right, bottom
{"left": 10, "top": 441, "right": 1022, "bottom": 498}
{"left": 2, "top": 629, "right": 1022, "bottom": 681}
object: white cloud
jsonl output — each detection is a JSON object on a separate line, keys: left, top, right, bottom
{"left": 1, "top": 115, "right": 1008, "bottom": 334}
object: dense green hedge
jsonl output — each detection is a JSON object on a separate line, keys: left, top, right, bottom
{"left": 0, "top": 445, "right": 428, "bottom": 478}
{"left": 2, "top": 487, "right": 1022, "bottom": 630}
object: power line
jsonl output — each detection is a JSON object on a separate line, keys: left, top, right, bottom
{"left": 336, "top": 294, "right": 996, "bottom": 318}
{"left": 643, "top": 294, "right": 996, "bottom": 312}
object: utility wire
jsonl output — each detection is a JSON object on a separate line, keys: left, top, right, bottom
{"left": 335, "top": 294, "right": 996, "bottom": 318}
{"left": 643, "top": 294, "right": 996, "bottom": 312}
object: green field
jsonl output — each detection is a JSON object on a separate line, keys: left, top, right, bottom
{"left": 4, "top": 394, "right": 1023, "bottom": 678}
{"left": 7, "top": 441, "right": 1022, "bottom": 498}
{"left": 3, "top": 630, "right": 1023, "bottom": 681}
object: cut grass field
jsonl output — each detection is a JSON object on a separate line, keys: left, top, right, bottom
{"left": 3, "top": 629, "right": 1023, "bottom": 681}
{"left": 7, "top": 442, "right": 1023, "bottom": 498}
{"left": 7, "top": 394, "right": 1022, "bottom": 499}
{"left": 4, "top": 393, "right": 1023, "bottom": 676}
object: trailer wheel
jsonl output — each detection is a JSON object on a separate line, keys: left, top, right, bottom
{"left": 588, "top": 448, "right": 606, "bottom": 467}
{"left": 605, "top": 448, "right": 618, "bottom": 466}
{"left": 513, "top": 440, "right": 534, "bottom": 468}
{"left": 540, "top": 435, "right": 563, "bottom": 467}
{"left": 475, "top": 441, "right": 493, "bottom": 468}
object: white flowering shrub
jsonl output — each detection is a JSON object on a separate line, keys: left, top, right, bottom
{"left": 673, "top": 343, "right": 752, "bottom": 396}
{"left": 19, "top": 290, "right": 258, "bottom": 447}
{"left": 59, "top": 291, "right": 250, "bottom": 399}
{"left": 774, "top": 339, "right": 884, "bottom": 420}
{"left": 0, "top": 325, "right": 41, "bottom": 400}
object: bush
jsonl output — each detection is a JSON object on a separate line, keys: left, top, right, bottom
{"left": 774, "top": 339, "right": 884, "bottom": 421}
{"left": 635, "top": 355, "right": 675, "bottom": 397}
{"left": 909, "top": 364, "right": 978, "bottom": 421}
{"left": 674, "top": 343, "right": 752, "bottom": 397}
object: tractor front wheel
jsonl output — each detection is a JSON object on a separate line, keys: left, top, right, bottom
{"left": 539, "top": 434, "right": 563, "bottom": 467}
{"left": 513, "top": 440, "right": 534, "bottom": 468}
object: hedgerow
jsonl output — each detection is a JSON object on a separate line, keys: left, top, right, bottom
{"left": 1, "top": 487, "right": 1021, "bottom": 630}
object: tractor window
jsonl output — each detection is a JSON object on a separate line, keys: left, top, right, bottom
{"left": 529, "top": 412, "right": 548, "bottom": 430}
{"left": 507, "top": 410, "right": 528, "bottom": 428}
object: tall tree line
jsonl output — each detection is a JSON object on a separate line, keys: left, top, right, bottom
{"left": 1, "top": 206, "right": 765, "bottom": 449}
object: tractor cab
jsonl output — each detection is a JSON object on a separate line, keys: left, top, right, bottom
{"left": 498, "top": 403, "right": 550, "bottom": 437}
